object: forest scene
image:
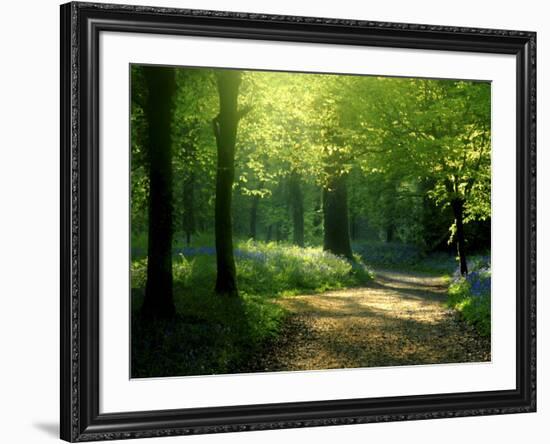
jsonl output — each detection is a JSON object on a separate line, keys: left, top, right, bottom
{"left": 130, "top": 64, "right": 491, "bottom": 378}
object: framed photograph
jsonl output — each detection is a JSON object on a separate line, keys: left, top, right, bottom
{"left": 60, "top": 2, "right": 536, "bottom": 441}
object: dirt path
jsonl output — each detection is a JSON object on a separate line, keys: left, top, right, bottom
{"left": 253, "top": 270, "right": 490, "bottom": 372}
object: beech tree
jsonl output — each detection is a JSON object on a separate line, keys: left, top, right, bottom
{"left": 354, "top": 77, "right": 491, "bottom": 274}
{"left": 212, "top": 70, "right": 248, "bottom": 296}
{"left": 141, "top": 65, "right": 177, "bottom": 318}
{"left": 129, "top": 65, "right": 491, "bottom": 311}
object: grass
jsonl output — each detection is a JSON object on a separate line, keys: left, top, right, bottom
{"left": 131, "top": 240, "right": 373, "bottom": 377}
{"left": 447, "top": 255, "right": 491, "bottom": 337}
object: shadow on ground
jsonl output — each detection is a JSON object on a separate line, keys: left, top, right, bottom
{"left": 250, "top": 269, "right": 489, "bottom": 372}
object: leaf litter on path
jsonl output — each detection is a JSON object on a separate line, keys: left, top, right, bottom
{"left": 249, "top": 269, "right": 490, "bottom": 372}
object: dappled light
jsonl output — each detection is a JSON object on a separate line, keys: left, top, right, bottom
{"left": 130, "top": 65, "right": 491, "bottom": 378}
{"left": 261, "top": 270, "right": 489, "bottom": 371}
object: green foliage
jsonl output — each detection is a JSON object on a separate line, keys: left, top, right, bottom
{"left": 132, "top": 240, "right": 373, "bottom": 297}
{"left": 447, "top": 257, "right": 491, "bottom": 337}
{"left": 130, "top": 257, "right": 148, "bottom": 289}
{"left": 448, "top": 282, "right": 490, "bottom": 337}
{"left": 131, "top": 240, "right": 372, "bottom": 377}
{"left": 234, "top": 241, "right": 373, "bottom": 295}
{"left": 131, "top": 65, "right": 491, "bottom": 254}
{"left": 130, "top": 64, "right": 492, "bottom": 377}
{"left": 131, "top": 288, "right": 284, "bottom": 377}
{"left": 353, "top": 241, "right": 458, "bottom": 274}
{"left": 353, "top": 241, "right": 425, "bottom": 267}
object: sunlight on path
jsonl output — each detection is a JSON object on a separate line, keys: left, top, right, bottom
{"left": 256, "top": 270, "right": 490, "bottom": 372}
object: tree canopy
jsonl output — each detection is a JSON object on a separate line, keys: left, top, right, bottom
{"left": 131, "top": 65, "right": 491, "bottom": 310}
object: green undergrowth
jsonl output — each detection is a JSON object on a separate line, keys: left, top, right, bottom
{"left": 131, "top": 288, "right": 284, "bottom": 378}
{"left": 353, "top": 241, "right": 457, "bottom": 275}
{"left": 132, "top": 241, "right": 374, "bottom": 297}
{"left": 447, "top": 256, "right": 491, "bottom": 337}
{"left": 131, "top": 241, "right": 373, "bottom": 377}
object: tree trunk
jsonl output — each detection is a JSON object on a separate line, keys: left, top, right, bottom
{"left": 350, "top": 212, "right": 358, "bottom": 241}
{"left": 386, "top": 224, "right": 395, "bottom": 243}
{"left": 182, "top": 170, "right": 195, "bottom": 246}
{"left": 323, "top": 174, "right": 354, "bottom": 260}
{"left": 451, "top": 198, "right": 468, "bottom": 275}
{"left": 249, "top": 197, "right": 259, "bottom": 240}
{"left": 248, "top": 181, "right": 263, "bottom": 240}
{"left": 312, "top": 190, "right": 323, "bottom": 238}
{"left": 289, "top": 171, "right": 304, "bottom": 247}
{"left": 275, "top": 221, "right": 282, "bottom": 243}
{"left": 142, "top": 66, "right": 176, "bottom": 318}
{"left": 212, "top": 71, "right": 242, "bottom": 297}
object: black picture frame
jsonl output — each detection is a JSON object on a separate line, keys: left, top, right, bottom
{"left": 60, "top": 2, "right": 536, "bottom": 442}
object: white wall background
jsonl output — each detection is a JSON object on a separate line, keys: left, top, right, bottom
{"left": 0, "top": 0, "right": 546, "bottom": 443}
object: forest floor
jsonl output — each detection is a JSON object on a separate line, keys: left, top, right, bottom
{"left": 249, "top": 269, "right": 490, "bottom": 371}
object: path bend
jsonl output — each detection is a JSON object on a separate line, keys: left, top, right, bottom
{"left": 254, "top": 269, "right": 490, "bottom": 372}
